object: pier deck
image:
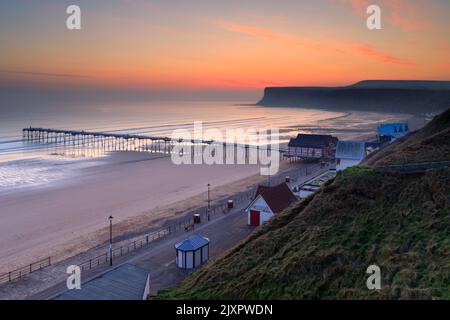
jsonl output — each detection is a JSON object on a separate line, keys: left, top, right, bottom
{"left": 22, "top": 127, "right": 283, "bottom": 159}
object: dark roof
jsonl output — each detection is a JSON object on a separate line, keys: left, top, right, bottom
{"left": 52, "top": 264, "right": 149, "bottom": 300}
{"left": 254, "top": 183, "right": 298, "bottom": 213}
{"left": 175, "top": 235, "right": 210, "bottom": 251}
{"left": 288, "top": 134, "right": 336, "bottom": 148}
{"left": 335, "top": 141, "right": 366, "bottom": 160}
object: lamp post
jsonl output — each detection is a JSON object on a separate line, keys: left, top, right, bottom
{"left": 109, "top": 215, "right": 113, "bottom": 266}
{"left": 207, "top": 184, "right": 211, "bottom": 221}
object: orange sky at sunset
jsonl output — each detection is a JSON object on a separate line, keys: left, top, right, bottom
{"left": 1, "top": 0, "right": 449, "bottom": 93}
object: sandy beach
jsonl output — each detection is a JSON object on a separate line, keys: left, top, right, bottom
{"left": 0, "top": 151, "right": 293, "bottom": 273}
{"left": 0, "top": 106, "right": 426, "bottom": 274}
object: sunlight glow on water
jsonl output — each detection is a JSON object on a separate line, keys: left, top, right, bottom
{"left": 0, "top": 101, "right": 420, "bottom": 191}
{"left": 0, "top": 159, "right": 65, "bottom": 190}
{"left": 0, "top": 157, "right": 102, "bottom": 193}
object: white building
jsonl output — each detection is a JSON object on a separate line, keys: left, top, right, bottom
{"left": 245, "top": 183, "right": 297, "bottom": 226}
{"left": 335, "top": 141, "right": 366, "bottom": 171}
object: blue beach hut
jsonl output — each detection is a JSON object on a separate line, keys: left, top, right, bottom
{"left": 175, "top": 235, "right": 210, "bottom": 269}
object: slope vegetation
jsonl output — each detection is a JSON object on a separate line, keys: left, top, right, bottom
{"left": 159, "top": 110, "right": 450, "bottom": 300}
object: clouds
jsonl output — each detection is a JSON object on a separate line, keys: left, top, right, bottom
{"left": 217, "top": 21, "right": 339, "bottom": 53}
{"left": 335, "top": 0, "right": 433, "bottom": 31}
{"left": 217, "top": 21, "right": 415, "bottom": 67}
{"left": 338, "top": 41, "right": 416, "bottom": 66}
{"left": 0, "top": 70, "right": 91, "bottom": 79}
{"left": 1, "top": 0, "right": 447, "bottom": 91}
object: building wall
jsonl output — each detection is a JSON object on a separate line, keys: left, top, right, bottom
{"left": 142, "top": 274, "right": 150, "bottom": 300}
{"left": 336, "top": 158, "right": 361, "bottom": 171}
{"left": 186, "top": 251, "right": 194, "bottom": 269}
{"left": 177, "top": 245, "right": 209, "bottom": 269}
{"left": 201, "top": 245, "right": 209, "bottom": 263}
{"left": 176, "top": 250, "right": 184, "bottom": 268}
{"left": 246, "top": 196, "right": 274, "bottom": 225}
{"left": 288, "top": 147, "right": 323, "bottom": 158}
{"left": 194, "top": 250, "right": 200, "bottom": 267}
{"left": 176, "top": 250, "right": 194, "bottom": 269}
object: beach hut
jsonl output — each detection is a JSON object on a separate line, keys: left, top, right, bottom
{"left": 377, "top": 123, "right": 409, "bottom": 142}
{"left": 335, "top": 141, "right": 366, "bottom": 171}
{"left": 286, "top": 134, "right": 338, "bottom": 160}
{"left": 175, "top": 235, "right": 210, "bottom": 270}
{"left": 245, "top": 183, "right": 297, "bottom": 226}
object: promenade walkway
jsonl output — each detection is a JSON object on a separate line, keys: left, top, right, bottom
{"left": 0, "top": 163, "right": 332, "bottom": 300}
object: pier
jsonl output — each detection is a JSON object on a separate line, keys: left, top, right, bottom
{"left": 22, "top": 127, "right": 209, "bottom": 154}
{"left": 21, "top": 127, "right": 274, "bottom": 161}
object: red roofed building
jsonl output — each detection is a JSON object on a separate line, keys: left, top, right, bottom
{"left": 245, "top": 183, "right": 298, "bottom": 226}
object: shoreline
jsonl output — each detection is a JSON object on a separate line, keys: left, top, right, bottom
{"left": 0, "top": 150, "right": 297, "bottom": 273}
{"left": 256, "top": 101, "right": 447, "bottom": 117}
{"left": 0, "top": 159, "right": 329, "bottom": 300}
{"left": 0, "top": 109, "right": 427, "bottom": 273}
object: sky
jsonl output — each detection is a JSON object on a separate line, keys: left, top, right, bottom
{"left": 0, "top": 0, "right": 450, "bottom": 100}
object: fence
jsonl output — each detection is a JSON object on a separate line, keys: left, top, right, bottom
{"left": 79, "top": 189, "right": 255, "bottom": 272}
{"left": 0, "top": 162, "right": 327, "bottom": 282}
{"left": 0, "top": 257, "right": 51, "bottom": 284}
{"left": 377, "top": 161, "right": 450, "bottom": 173}
{"left": 79, "top": 162, "right": 326, "bottom": 272}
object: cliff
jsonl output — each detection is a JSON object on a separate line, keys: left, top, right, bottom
{"left": 257, "top": 80, "right": 450, "bottom": 114}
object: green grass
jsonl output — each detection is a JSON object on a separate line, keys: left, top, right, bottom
{"left": 157, "top": 109, "right": 450, "bottom": 300}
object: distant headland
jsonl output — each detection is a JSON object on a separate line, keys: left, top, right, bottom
{"left": 257, "top": 80, "right": 450, "bottom": 114}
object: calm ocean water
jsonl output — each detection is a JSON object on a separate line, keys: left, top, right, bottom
{"left": 0, "top": 100, "right": 422, "bottom": 191}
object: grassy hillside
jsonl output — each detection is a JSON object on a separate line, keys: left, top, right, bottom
{"left": 158, "top": 110, "right": 450, "bottom": 300}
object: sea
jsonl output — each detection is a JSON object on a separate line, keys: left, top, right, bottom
{"left": 0, "top": 100, "right": 425, "bottom": 193}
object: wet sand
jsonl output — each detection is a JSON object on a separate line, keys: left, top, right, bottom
{"left": 0, "top": 111, "right": 427, "bottom": 273}
{"left": 0, "top": 151, "right": 288, "bottom": 272}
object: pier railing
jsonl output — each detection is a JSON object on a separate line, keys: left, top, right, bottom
{"left": 0, "top": 257, "right": 51, "bottom": 284}
{"left": 21, "top": 127, "right": 285, "bottom": 161}
{"left": 0, "top": 162, "right": 327, "bottom": 282}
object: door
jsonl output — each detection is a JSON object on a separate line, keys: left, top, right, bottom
{"left": 250, "top": 210, "right": 260, "bottom": 226}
